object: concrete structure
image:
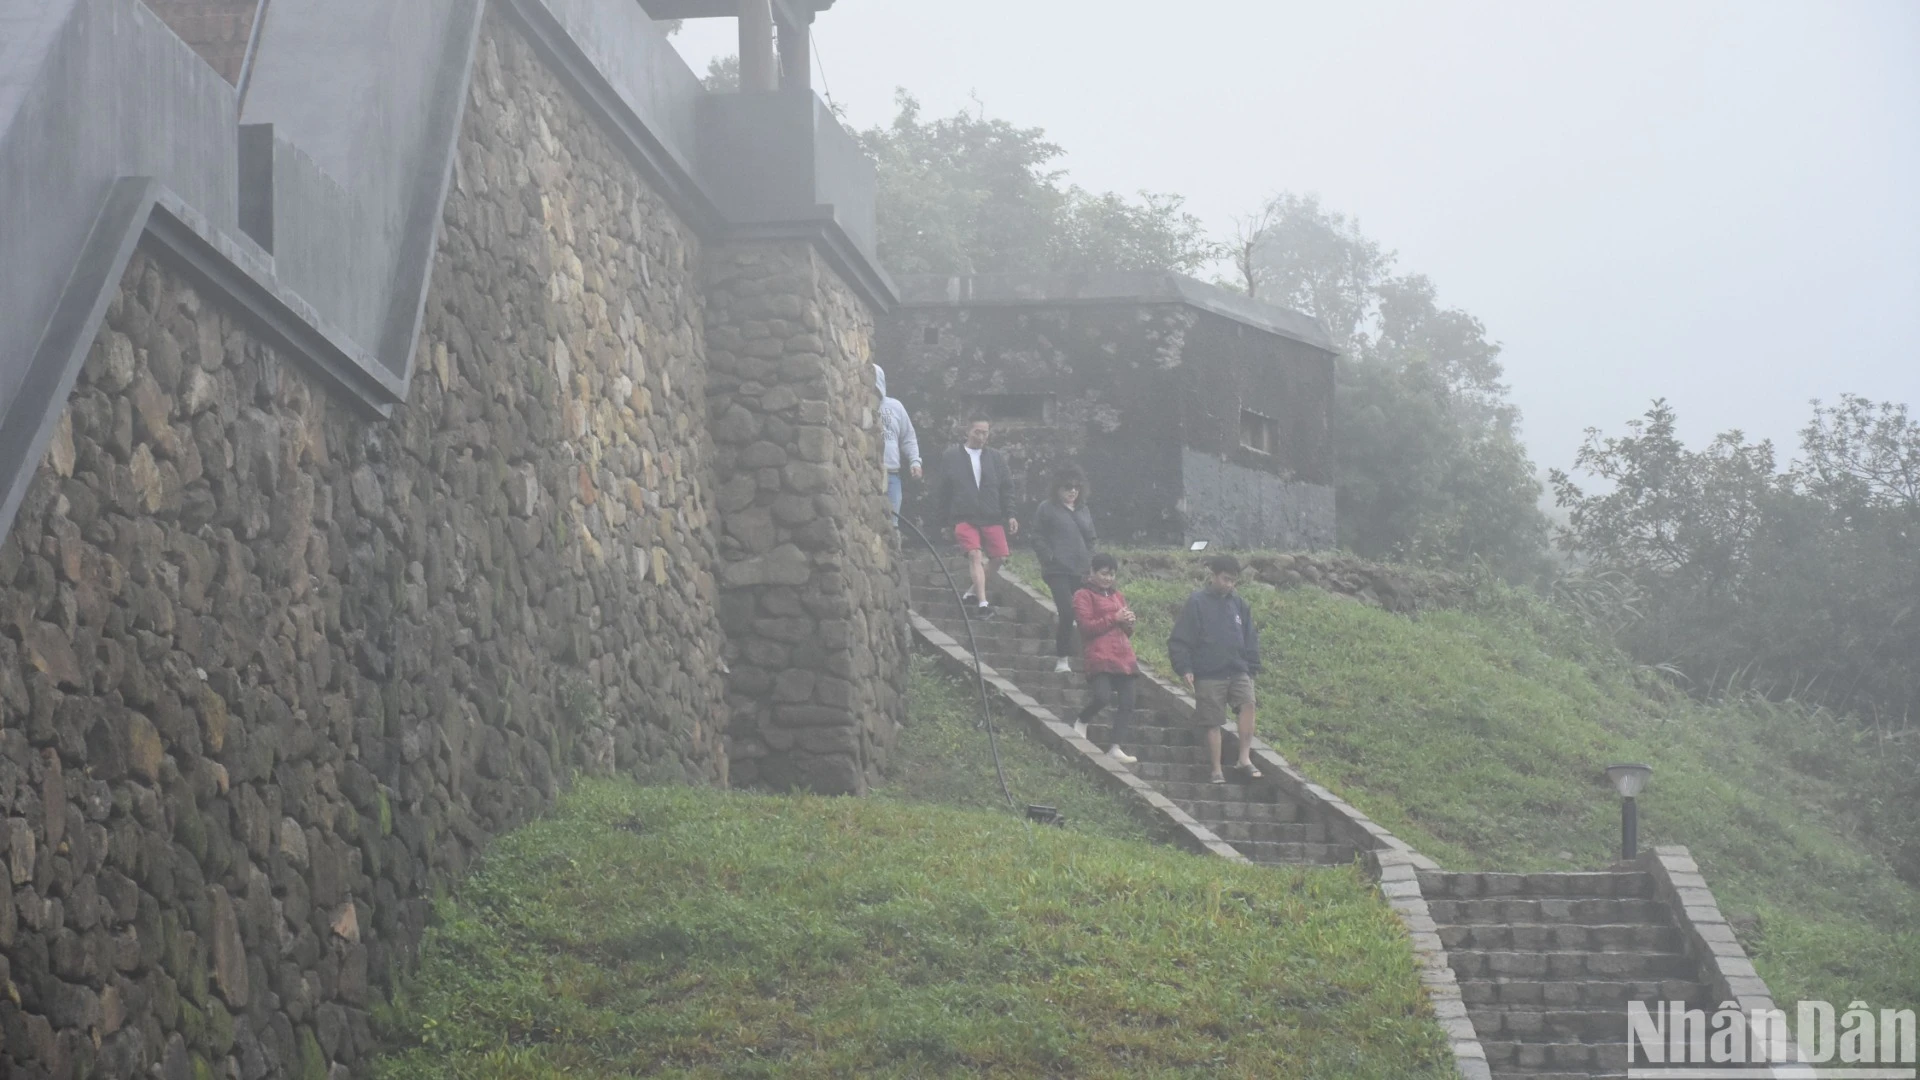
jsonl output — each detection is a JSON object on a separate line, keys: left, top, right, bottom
{"left": 0, "top": 0, "right": 905, "bottom": 1074}
{"left": 877, "top": 273, "right": 1340, "bottom": 550}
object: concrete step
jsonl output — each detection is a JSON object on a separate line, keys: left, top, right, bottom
{"left": 1233, "top": 839, "right": 1358, "bottom": 866}
{"left": 1200, "top": 819, "right": 1329, "bottom": 845}
{"left": 1135, "top": 759, "right": 1266, "bottom": 784}
{"left": 1481, "top": 1038, "right": 1630, "bottom": 1075}
{"left": 1155, "top": 779, "right": 1285, "bottom": 804}
{"left": 1428, "top": 897, "right": 1671, "bottom": 926}
{"left": 1469, "top": 1007, "right": 1649, "bottom": 1043}
{"left": 1447, "top": 949, "right": 1695, "bottom": 981}
{"left": 1114, "top": 742, "right": 1218, "bottom": 765}
{"left": 911, "top": 587, "right": 1044, "bottom": 614}
{"left": 1419, "top": 871, "right": 1656, "bottom": 900}
{"left": 1172, "top": 797, "right": 1305, "bottom": 824}
{"left": 956, "top": 653, "right": 1082, "bottom": 675}
{"left": 1439, "top": 923, "right": 1682, "bottom": 953}
{"left": 1456, "top": 977, "right": 1710, "bottom": 1009}
{"left": 1080, "top": 721, "right": 1206, "bottom": 746}
{"left": 925, "top": 623, "right": 1054, "bottom": 647}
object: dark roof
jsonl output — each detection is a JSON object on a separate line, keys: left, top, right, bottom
{"left": 895, "top": 272, "right": 1336, "bottom": 354}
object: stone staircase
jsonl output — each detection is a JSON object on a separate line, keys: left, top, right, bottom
{"left": 907, "top": 561, "right": 1359, "bottom": 868}
{"left": 1420, "top": 870, "right": 1710, "bottom": 1079}
{"left": 904, "top": 554, "right": 1782, "bottom": 1080}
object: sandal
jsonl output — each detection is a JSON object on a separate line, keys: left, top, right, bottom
{"left": 1232, "top": 761, "right": 1264, "bottom": 780}
{"left": 1208, "top": 771, "right": 1227, "bottom": 785}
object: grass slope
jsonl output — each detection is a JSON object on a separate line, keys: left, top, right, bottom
{"left": 372, "top": 781, "right": 1452, "bottom": 1079}
{"left": 877, "top": 654, "right": 1156, "bottom": 843}
{"left": 1011, "top": 551, "right": 1919, "bottom": 1014}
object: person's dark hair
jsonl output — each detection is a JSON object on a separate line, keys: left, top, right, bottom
{"left": 966, "top": 413, "right": 992, "bottom": 428}
{"left": 1051, "top": 465, "right": 1088, "bottom": 499}
{"left": 1206, "top": 554, "right": 1241, "bottom": 577}
{"left": 1090, "top": 552, "right": 1118, "bottom": 573}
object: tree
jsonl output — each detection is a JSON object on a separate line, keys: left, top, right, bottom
{"left": 703, "top": 54, "right": 739, "bottom": 92}
{"left": 1235, "top": 193, "right": 1548, "bottom": 575}
{"left": 1226, "top": 202, "right": 1279, "bottom": 300}
{"left": 1553, "top": 396, "right": 1920, "bottom": 724}
{"left": 1796, "top": 394, "right": 1920, "bottom": 513}
{"left": 1550, "top": 401, "right": 1780, "bottom": 597}
{"left": 1246, "top": 193, "right": 1391, "bottom": 352}
{"left": 860, "top": 94, "right": 1218, "bottom": 278}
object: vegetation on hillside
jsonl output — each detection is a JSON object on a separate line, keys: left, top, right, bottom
{"left": 1008, "top": 552, "right": 1919, "bottom": 1016}
{"left": 877, "top": 654, "right": 1156, "bottom": 844}
{"left": 372, "top": 779, "right": 1453, "bottom": 1079}
{"left": 858, "top": 94, "right": 1219, "bottom": 280}
{"left": 1553, "top": 395, "right": 1920, "bottom": 735}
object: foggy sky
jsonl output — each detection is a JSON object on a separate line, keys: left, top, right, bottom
{"left": 672, "top": 2, "right": 1920, "bottom": 474}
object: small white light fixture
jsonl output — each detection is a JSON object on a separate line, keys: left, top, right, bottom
{"left": 1604, "top": 763, "right": 1653, "bottom": 860}
{"left": 1605, "top": 763, "right": 1652, "bottom": 798}
{"left": 1189, "top": 541, "right": 1209, "bottom": 552}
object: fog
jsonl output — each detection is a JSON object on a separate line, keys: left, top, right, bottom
{"left": 672, "top": 1, "right": 1920, "bottom": 472}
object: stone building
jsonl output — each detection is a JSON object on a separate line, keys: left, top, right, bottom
{"left": 877, "top": 273, "right": 1340, "bottom": 550}
{"left": 0, "top": 0, "right": 906, "bottom": 1075}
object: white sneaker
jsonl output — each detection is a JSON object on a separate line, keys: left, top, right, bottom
{"left": 1072, "top": 720, "right": 1088, "bottom": 739}
{"left": 1052, "top": 657, "right": 1072, "bottom": 673}
{"left": 1106, "top": 746, "right": 1138, "bottom": 765}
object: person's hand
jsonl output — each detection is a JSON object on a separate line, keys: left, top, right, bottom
{"left": 910, "top": 463, "right": 922, "bottom": 480}
{"left": 1183, "top": 673, "right": 1195, "bottom": 690}
{"left": 1006, "top": 517, "right": 1019, "bottom": 536}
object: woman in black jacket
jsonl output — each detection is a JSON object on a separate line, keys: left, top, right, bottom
{"left": 1031, "top": 466, "right": 1097, "bottom": 673}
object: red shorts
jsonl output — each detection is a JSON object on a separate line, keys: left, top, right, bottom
{"left": 953, "top": 523, "right": 1010, "bottom": 559}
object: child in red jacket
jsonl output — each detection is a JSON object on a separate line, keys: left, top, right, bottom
{"left": 1072, "top": 553, "right": 1140, "bottom": 764}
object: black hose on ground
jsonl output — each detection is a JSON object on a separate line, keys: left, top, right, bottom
{"left": 893, "top": 512, "right": 1016, "bottom": 810}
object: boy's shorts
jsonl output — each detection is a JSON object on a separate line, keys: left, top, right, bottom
{"left": 953, "top": 522, "right": 1010, "bottom": 559}
{"left": 1193, "top": 674, "right": 1256, "bottom": 724}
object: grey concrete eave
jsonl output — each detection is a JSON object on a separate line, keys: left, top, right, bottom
{"left": 0, "top": 177, "right": 402, "bottom": 543}
{"left": 0, "top": 0, "right": 899, "bottom": 549}
{"left": 497, "top": 0, "right": 896, "bottom": 310}
{"left": 897, "top": 271, "right": 1337, "bottom": 354}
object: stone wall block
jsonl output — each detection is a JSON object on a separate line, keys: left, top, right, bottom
{"left": 0, "top": 16, "right": 740, "bottom": 1076}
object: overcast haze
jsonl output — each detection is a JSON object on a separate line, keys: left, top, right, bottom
{"left": 674, "top": 2, "right": 1920, "bottom": 474}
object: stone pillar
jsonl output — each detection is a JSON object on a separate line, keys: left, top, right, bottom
{"left": 737, "top": 0, "right": 777, "bottom": 93}
{"left": 777, "top": 14, "right": 811, "bottom": 91}
{"left": 705, "top": 243, "right": 907, "bottom": 795}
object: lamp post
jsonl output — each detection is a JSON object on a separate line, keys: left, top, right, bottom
{"left": 1605, "top": 763, "right": 1653, "bottom": 861}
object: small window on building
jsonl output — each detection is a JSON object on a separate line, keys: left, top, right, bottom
{"left": 1240, "top": 409, "right": 1278, "bottom": 455}
{"left": 923, "top": 326, "right": 941, "bottom": 345}
{"left": 972, "top": 394, "right": 1051, "bottom": 422}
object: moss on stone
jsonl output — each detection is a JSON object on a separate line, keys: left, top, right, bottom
{"left": 298, "top": 1027, "right": 328, "bottom": 1080}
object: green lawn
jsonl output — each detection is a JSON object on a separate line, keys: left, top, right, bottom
{"left": 877, "top": 654, "right": 1157, "bottom": 844}
{"left": 371, "top": 780, "right": 1453, "bottom": 1079}
{"left": 1011, "top": 550, "right": 1919, "bottom": 1015}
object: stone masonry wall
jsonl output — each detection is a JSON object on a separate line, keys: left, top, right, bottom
{"left": 0, "top": 14, "right": 732, "bottom": 1079}
{"left": 706, "top": 244, "right": 907, "bottom": 796}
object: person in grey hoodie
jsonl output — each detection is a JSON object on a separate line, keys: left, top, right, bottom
{"left": 873, "top": 364, "right": 920, "bottom": 517}
{"left": 1030, "top": 465, "right": 1096, "bottom": 672}
{"left": 1168, "top": 554, "right": 1264, "bottom": 784}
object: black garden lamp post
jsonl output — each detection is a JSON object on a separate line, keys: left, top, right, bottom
{"left": 1604, "top": 763, "right": 1653, "bottom": 861}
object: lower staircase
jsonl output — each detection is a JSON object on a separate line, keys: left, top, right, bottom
{"left": 907, "top": 559, "right": 1358, "bottom": 868}
{"left": 1420, "top": 870, "right": 1709, "bottom": 1079}
{"left": 903, "top": 553, "right": 1781, "bottom": 1080}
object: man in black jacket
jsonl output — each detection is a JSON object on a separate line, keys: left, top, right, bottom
{"left": 1168, "top": 555, "right": 1264, "bottom": 784}
{"left": 931, "top": 415, "right": 1018, "bottom": 616}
